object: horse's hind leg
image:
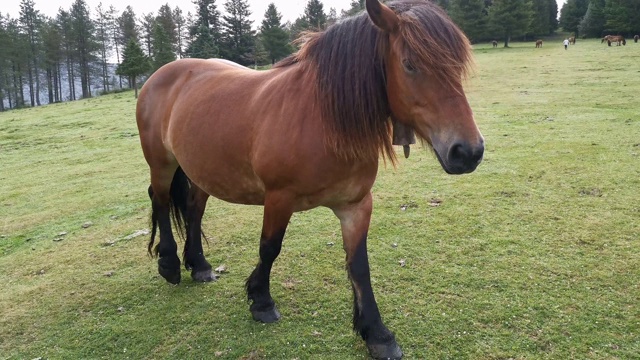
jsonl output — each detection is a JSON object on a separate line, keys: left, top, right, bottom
{"left": 246, "top": 192, "right": 293, "bottom": 323}
{"left": 333, "top": 193, "right": 403, "bottom": 360}
{"left": 149, "top": 168, "right": 182, "bottom": 284}
{"left": 183, "top": 183, "right": 216, "bottom": 282}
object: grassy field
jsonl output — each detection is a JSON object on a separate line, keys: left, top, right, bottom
{"left": 1, "top": 38, "right": 639, "bottom": 359}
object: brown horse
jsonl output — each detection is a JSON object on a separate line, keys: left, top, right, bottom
{"left": 136, "top": 0, "right": 483, "bottom": 358}
{"left": 607, "top": 35, "right": 626, "bottom": 46}
{"left": 535, "top": 39, "right": 543, "bottom": 48}
{"left": 492, "top": 40, "right": 498, "bottom": 48}
{"left": 568, "top": 36, "right": 575, "bottom": 45}
{"left": 634, "top": 35, "right": 639, "bottom": 43}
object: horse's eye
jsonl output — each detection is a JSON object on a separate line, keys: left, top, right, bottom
{"left": 402, "top": 59, "right": 417, "bottom": 73}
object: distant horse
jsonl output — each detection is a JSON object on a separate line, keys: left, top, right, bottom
{"left": 634, "top": 35, "right": 639, "bottom": 43}
{"left": 536, "top": 39, "right": 543, "bottom": 48}
{"left": 607, "top": 35, "right": 626, "bottom": 46}
{"left": 135, "top": 0, "right": 483, "bottom": 359}
{"left": 568, "top": 36, "right": 575, "bottom": 45}
{"left": 492, "top": 40, "right": 498, "bottom": 48}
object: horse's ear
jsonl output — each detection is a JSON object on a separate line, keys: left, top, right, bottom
{"left": 366, "top": 0, "right": 399, "bottom": 33}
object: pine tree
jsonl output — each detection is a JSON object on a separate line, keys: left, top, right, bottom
{"left": 259, "top": 3, "right": 291, "bottom": 64}
{"left": 435, "top": 0, "right": 451, "bottom": 11}
{"left": 118, "top": 6, "right": 138, "bottom": 45}
{"left": 156, "top": 4, "right": 177, "bottom": 48}
{"left": 528, "top": 0, "right": 551, "bottom": 36}
{"left": 41, "top": 18, "right": 63, "bottom": 103}
{"left": 7, "top": 15, "right": 29, "bottom": 108}
{"left": 604, "top": 0, "right": 639, "bottom": 34}
{"left": 489, "top": 0, "right": 533, "bottom": 47}
{"left": 220, "top": 0, "right": 255, "bottom": 65}
{"left": 69, "top": 0, "right": 98, "bottom": 98}
{"left": 187, "top": 0, "right": 222, "bottom": 58}
{"left": 190, "top": 0, "right": 221, "bottom": 43}
{"left": 116, "top": 39, "right": 149, "bottom": 98}
{"left": 19, "top": 0, "right": 42, "bottom": 106}
{"left": 152, "top": 22, "right": 176, "bottom": 72}
{"left": 578, "top": 0, "right": 605, "bottom": 37}
{"left": 449, "top": 0, "right": 488, "bottom": 42}
{"left": 0, "top": 13, "right": 14, "bottom": 110}
{"left": 326, "top": 7, "right": 337, "bottom": 26}
{"left": 189, "top": 23, "right": 218, "bottom": 58}
{"left": 341, "top": 0, "right": 364, "bottom": 18}
{"left": 140, "top": 13, "right": 155, "bottom": 57}
{"left": 559, "top": 0, "right": 589, "bottom": 35}
{"left": 57, "top": 9, "right": 76, "bottom": 100}
{"left": 547, "top": 0, "right": 559, "bottom": 34}
{"left": 304, "top": 0, "right": 327, "bottom": 30}
{"left": 173, "top": 7, "right": 187, "bottom": 58}
{"left": 95, "top": 3, "right": 112, "bottom": 93}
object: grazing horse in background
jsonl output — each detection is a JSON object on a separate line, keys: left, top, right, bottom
{"left": 535, "top": 39, "right": 543, "bottom": 48}
{"left": 607, "top": 35, "right": 626, "bottom": 46}
{"left": 568, "top": 36, "right": 575, "bottom": 45}
{"left": 136, "top": 0, "right": 483, "bottom": 358}
{"left": 492, "top": 40, "right": 498, "bottom": 48}
{"left": 634, "top": 35, "right": 639, "bottom": 43}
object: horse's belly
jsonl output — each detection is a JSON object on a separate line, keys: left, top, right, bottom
{"left": 186, "top": 165, "right": 266, "bottom": 205}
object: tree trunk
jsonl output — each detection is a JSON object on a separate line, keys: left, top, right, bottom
{"left": 47, "top": 67, "right": 54, "bottom": 104}
{"left": 133, "top": 76, "right": 138, "bottom": 98}
{"left": 504, "top": 35, "right": 511, "bottom": 48}
{"left": 27, "top": 66, "right": 35, "bottom": 106}
{"left": 34, "top": 60, "right": 41, "bottom": 106}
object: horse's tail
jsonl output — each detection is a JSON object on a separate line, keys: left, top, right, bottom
{"left": 622, "top": 39, "right": 626, "bottom": 46}
{"left": 148, "top": 167, "right": 190, "bottom": 256}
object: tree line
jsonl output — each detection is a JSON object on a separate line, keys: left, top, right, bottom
{"left": 1, "top": 0, "right": 562, "bottom": 110}
{"left": 559, "top": 0, "right": 639, "bottom": 38}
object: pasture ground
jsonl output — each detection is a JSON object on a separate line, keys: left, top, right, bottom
{"left": 1, "top": 39, "right": 639, "bottom": 359}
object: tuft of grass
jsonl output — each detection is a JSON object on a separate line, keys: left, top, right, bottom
{"left": 1, "top": 39, "right": 639, "bottom": 359}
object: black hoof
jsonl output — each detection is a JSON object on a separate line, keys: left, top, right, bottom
{"left": 367, "top": 340, "right": 403, "bottom": 360}
{"left": 158, "top": 257, "right": 181, "bottom": 284}
{"left": 191, "top": 269, "right": 218, "bottom": 282}
{"left": 251, "top": 305, "right": 281, "bottom": 323}
{"left": 158, "top": 265, "right": 181, "bottom": 284}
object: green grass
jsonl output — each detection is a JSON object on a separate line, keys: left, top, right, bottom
{"left": 1, "top": 39, "right": 639, "bottom": 359}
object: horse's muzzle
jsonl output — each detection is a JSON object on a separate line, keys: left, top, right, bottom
{"left": 443, "top": 140, "right": 484, "bottom": 174}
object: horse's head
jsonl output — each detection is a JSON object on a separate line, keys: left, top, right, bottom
{"left": 366, "top": 0, "right": 484, "bottom": 174}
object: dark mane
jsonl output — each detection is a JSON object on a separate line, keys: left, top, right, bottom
{"left": 275, "top": 0, "right": 472, "bottom": 163}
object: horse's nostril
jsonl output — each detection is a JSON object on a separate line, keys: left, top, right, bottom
{"left": 449, "top": 143, "right": 468, "bottom": 162}
{"left": 446, "top": 142, "right": 483, "bottom": 174}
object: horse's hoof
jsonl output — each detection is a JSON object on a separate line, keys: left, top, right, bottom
{"left": 251, "top": 306, "right": 281, "bottom": 323}
{"left": 191, "top": 269, "right": 218, "bottom": 282}
{"left": 367, "top": 340, "right": 403, "bottom": 360}
{"left": 158, "top": 265, "right": 181, "bottom": 284}
{"left": 158, "top": 257, "right": 181, "bottom": 284}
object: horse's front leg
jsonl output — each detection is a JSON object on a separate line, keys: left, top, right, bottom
{"left": 333, "top": 193, "right": 403, "bottom": 360}
{"left": 246, "top": 191, "right": 293, "bottom": 323}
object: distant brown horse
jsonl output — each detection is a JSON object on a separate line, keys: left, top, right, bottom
{"left": 135, "top": 0, "right": 483, "bottom": 359}
{"left": 634, "top": 35, "right": 639, "bottom": 43}
{"left": 607, "top": 35, "right": 626, "bottom": 46}
{"left": 492, "top": 40, "right": 498, "bottom": 48}
{"left": 535, "top": 39, "right": 543, "bottom": 48}
{"left": 568, "top": 36, "right": 575, "bottom": 45}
